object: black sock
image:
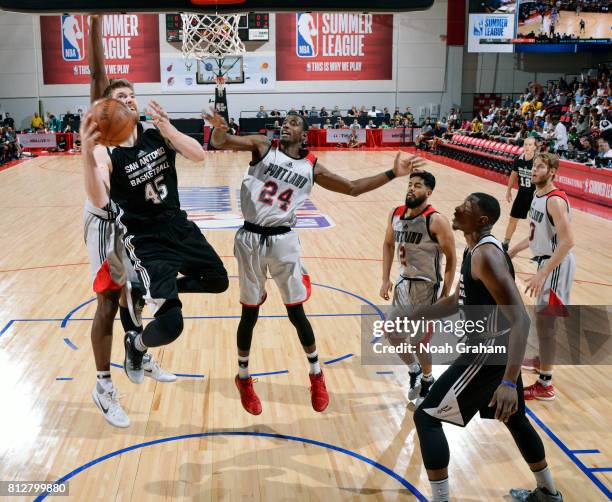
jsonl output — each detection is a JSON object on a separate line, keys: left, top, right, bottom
{"left": 119, "top": 306, "right": 142, "bottom": 333}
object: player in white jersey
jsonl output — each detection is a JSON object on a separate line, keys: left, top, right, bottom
{"left": 205, "top": 110, "right": 424, "bottom": 415}
{"left": 509, "top": 153, "right": 575, "bottom": 401}
{"left": 380, "top": 171, "right": 456, "bottom": 405}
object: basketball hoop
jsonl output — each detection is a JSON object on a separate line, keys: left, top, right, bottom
{"left": 181, "top": 12, "right": 246, "bottom": 65}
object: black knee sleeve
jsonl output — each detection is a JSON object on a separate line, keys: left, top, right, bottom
{"left": 414, "top": 407, "right": 450, "bottom": 470}
{"left": 141, "top": 299, "right": 184, "bottom": 347}
{"left": 237, "top": 306, "right": 259, "bottom": 352}
{"left": 505, "top": 412, "right": 546, "bottom": 464}
{"left": 286, "top": 305, "right": 315, "bottom": 347}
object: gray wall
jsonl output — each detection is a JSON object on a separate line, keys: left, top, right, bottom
{"left": 0, "top": 5, "right": 449, "bottom": 126}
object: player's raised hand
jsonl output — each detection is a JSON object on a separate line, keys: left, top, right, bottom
{"left": 380, "top": 279, "right": 393, "bottom": 301}
{"left": 202, "top": 108, "right": 229, "bottom": 131}
{"left": 147, "top": 100, "right": 171, "bottom": 131}
{"left": 79, "top": 112, "right": 100, "bottom": 152}
{"left": 393, "top": 152, "right": 426, "bottom": 177}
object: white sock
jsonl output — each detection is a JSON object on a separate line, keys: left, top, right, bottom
{"left": 307, "top": 350, "right": 321, "bottom": 375}
{"left": 538, "top": 371, "right": 553, "bottom": 387}
{"left": 422, "top": 372, "right": 434, "bottom": 382}
{"left": 430, "top": 478, "right": 449, "bottom": 502}
{"left": 533, "top": 466, "right": 558, "bottom": 495}
{"left": 409, "top": 363, "right": 421, "bottom": 373}
{"left": 238, "top": 355, "right": 250, "bottom": 379}
{"left": 96, "top": 371, "right": 113, "bottom": 393}
{"left": 134, "top": 333, "right": 148, "bottom": 353}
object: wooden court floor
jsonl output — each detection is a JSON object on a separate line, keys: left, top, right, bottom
{"left": 0, "top": 150, "right": 610, "bottom": 501}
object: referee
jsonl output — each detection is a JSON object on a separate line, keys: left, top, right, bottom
{"left": 503, "top": 136, "right": 538, "bottom": 252}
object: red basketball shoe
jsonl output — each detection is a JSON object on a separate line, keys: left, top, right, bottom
{"left": 521, "top": 356, "right": 541, "bottom": 373}
{"left": 309, "top": 371, "right": 329, "bottom": 412}
{"left": 524, "top": 381, "right": 555, "bottom": 401}
{"left": 235, "top": 375, "right": 262, "bottom": 415}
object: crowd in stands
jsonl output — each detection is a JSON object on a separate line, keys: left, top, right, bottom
{"left": 422, "top": 71, "right": 612, "bottom": 169}
{"left": 28, "top": 111, "right": 79, "bottom": 133}
{"left": 254, "top": 104, "right": 420, "bottom": 130}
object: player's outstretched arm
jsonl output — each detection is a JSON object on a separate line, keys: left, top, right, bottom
{"left": 430, "top": 214, "right": 456, "bottom": 297}
{"left": 80, "top": 113, "right": 111, "bottom": 208}
{"left": 147, "top": 100, "right": 205, "bottom": 162}
{"left": 380, "top": 209, "right": 396, "bottom": 301}
{"left": 314, "top": 152, "right": 426, "bottom": 196}
{"left": 88, "top": 15, "right": 110, "bottom": 103}
{"left": 203, "top": 110, "right": 270, "bottom": 156}
{"left": 472, "top": 245, "right": 531, "bottom": 422}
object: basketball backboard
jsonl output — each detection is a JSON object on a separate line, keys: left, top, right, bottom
{"left": 0, "top": 0, "right": 434, "bottom": 13}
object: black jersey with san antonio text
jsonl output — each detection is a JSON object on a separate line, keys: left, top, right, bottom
{"left": 109, "top": 122, "right": 180, "bottom": 232}
{"left": 458, "top": 235, "right": 514, "bottom": 340}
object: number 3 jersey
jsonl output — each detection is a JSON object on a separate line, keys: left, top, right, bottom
{"left": 528, "top": 188, "right": 571, "bottom": 257}
{"left": 109, "top": 122, "right": 180, "bottom": 233}
{"left": 240, "top": 143, "right": 316, "bottom": 227}
{"left": 392, "top": 204, "right": 442, "bottom": 282}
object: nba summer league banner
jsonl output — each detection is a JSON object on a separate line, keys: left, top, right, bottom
{"left": 40, "top": 14, "right": 160, "bottom": 85}
{"left": 275, "top": 13, "right": 393, "bottom": 81}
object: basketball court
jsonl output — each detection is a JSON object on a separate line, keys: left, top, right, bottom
{"left": 0, "top": 151, "right": 610, "bottom": 500}
{"left": 518, "top": 11, "right": 612, "bottom": 39}
{"left": 0, "top": 0, "right": 611, "bottom": 501}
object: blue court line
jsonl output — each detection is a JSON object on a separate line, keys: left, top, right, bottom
{"left": 55, "top": 377, "right": 73, "bottom": 381}
{"left": 590, "top": 468, "right": 612, "bottom": 473}
{"left": 311, "top": 282, "right": 385, "bottom": 321}
{"left": 0, "top": 319, "right": 14, "bottom": 337}
{"left": 60, "top": 297, "right": 97, "bottom": 328}
{"left": 63, "top": 338, "right": 78, "bottom": 350}
{"left": 324, "top": 353, "right": 354, "bottom": 365}
{"left": 33, "top": 431, "right": 427, "bottom": 502}
{"left": 109, "top": 362, "right": 204, "bottom": 379}
{"left": 59, "top": 279, "right": 383, "bottom": 329}
{"left": 376, "top": 371, "right": 394, "bottom": 375}
{"left": 526, "top": 407, "right": 612, "bottom": 500}
{"left": 571, "top": 450, "right": 601, "bottom": 454}
{"left": 251, "top": 370, "right": 289, "bottom": 377}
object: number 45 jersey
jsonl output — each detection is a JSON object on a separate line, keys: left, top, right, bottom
{"left": 241, "top": 143, "right": 316, "bottom": 227}
{"left": 109, "top": 122, "right": 180, "bottom": 233}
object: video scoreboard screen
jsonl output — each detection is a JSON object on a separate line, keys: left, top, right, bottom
{"left": 166, "top": 13, "right": 269, "bottom": 43}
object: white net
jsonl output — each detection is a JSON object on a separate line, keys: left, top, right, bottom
{"left": 181, "top": 13, "right": 246, "bottom": 64}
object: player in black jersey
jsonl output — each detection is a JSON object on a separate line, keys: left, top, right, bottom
{"left": 503, "top": 136, "right": 538, "bottom": 251}
{"left": 408, "top": 193, "right": 562, "bottom": 502}
{"left": 81, "top": 54, "right": 228, "bottom": 387}
{"left": 83, "top": 15, "right": 176, "bottom": 428}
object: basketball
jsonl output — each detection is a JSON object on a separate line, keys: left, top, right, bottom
{"left": 90, "top": 98, "right": 136, "bottom": 146}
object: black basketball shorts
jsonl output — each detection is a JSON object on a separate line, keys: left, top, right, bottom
{"left": 510, "top": 189, "right": 535, "bottom": 219}
{"left": 417, "top": 341, "right": 526, "bottom": 427}
{"left": 122, "top": 215, "right": 227, "bottom": 309}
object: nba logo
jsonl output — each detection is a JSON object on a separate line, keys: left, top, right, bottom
{"left": 296, "top": 13, "right": 318, "bottom": 58}
{"left": 61, "top": 15, "right": 85, "bottom": 61}
{"left": 473, "top": 19, "right": 484, "bottom": 37}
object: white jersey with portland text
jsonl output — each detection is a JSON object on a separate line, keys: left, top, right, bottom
{"left": 391, "top": 204, "right": 442, "bottom": 282}
{"left": 240, "top": 143, "right": 316, "bottom": 227}
{"left": 528, "top": 188, "right": 571, "bottom": 257}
